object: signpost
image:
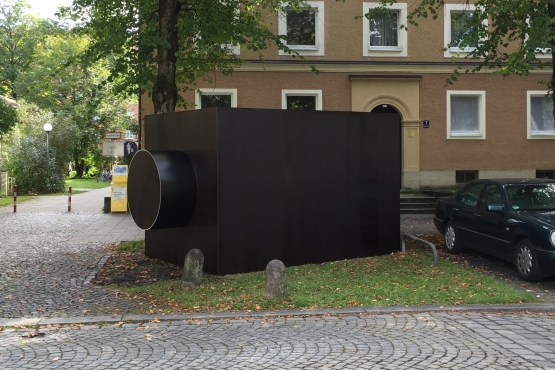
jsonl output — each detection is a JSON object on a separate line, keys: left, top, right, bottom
{"left": 105, "top": 132, "right": 122, "bottom": 139}
{"left": 102, "top": 140, "right": 124, "bottom": 156}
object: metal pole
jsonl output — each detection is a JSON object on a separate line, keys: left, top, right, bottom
{"left": 46, "top": 131, "right": 50, "bottom": 179}
{"left": 13, "top": 185, "right": 17, "bottom": 213}
{"left": 68, "top": 186, "right": 71, "bottom": 212}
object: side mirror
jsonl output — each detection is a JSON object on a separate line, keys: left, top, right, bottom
{"left": 487, "top": 204, "right": 504, "bottom": 212}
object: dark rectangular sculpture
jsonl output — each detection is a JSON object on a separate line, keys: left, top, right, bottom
{"left": 143, "top": 108, "right": 400, "bottom": 275}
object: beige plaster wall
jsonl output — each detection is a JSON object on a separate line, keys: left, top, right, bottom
{"left": 241, "top": 0, "right": 481, "bottom": 63}
{"left": 419, "top": 73, "right": 555, "bottom": 171}
{"left": 140, "top": 70, "right": 555, "bottom": 178}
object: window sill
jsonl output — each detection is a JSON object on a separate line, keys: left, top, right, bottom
{"left": 531, "top": 132, "right": 555, "bottom": 136}
{"left": 368, "top": 47, "right": 402, "bottom": 52}
{"left": 450, "top": 132, "right": 483, "bottom": 137}
{"left": 286, "top": 45, "right": 319, "bottom": 51}
{"left": 449, "top": 47, "right": 476, "bottom": 53}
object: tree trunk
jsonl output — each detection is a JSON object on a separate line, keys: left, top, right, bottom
{"left": 74, "top": 153, "right": 84, "bottom": 178}
{"left": 152, "top": 0, "right": 180, "bottom": 114}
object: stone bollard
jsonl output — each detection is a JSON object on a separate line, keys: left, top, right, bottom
{"left": 181, "top": 249, "right": 204, "bottom": 287}
{"left": 264, "top": 260, "right": 287, "bottom": 300}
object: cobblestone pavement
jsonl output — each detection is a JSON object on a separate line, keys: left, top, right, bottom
{"left": 0, "top": 212, "right": 139, "bottom": 318}
{"left": 2, "top": 313, "right": 555, "bottom": 369}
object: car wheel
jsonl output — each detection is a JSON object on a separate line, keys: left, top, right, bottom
{"left": 444, "top": 221, "right": 463, "bottom": 254}
{"left": 515, "top": 239, "right": 544, "bottom": 282}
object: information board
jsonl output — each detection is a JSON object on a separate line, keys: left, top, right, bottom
{"left": 111, "top": 165, "right": 128, "bottom": 213}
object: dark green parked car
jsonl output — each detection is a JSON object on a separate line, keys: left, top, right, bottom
{"left": 434, "top": 178, "right": 555, "bottom": 282}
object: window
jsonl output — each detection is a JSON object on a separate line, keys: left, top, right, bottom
{"left": 536, "top": 170, "right": 555, "bottom": 179}
{"left": 527, "top": 91, "right": 555, "bottom": 139}
{"left": 456, "top": 170, "right": 479, "bottom": 184}
{"left": 479, "top": 185, "right": 503, "bottom": 209}
{"left": 127, "top": 111, "right": 134, "bottom": 117}
{"left": 195, "top": 88, "right": 237, "bottom": 109}
{"left": 455, "top": 183, "right": 484, "bottom": 207}
{"left": 125, "top": 130, "right": 133, "bottom": 140}
{"left": 279, "top": 1, "right": 324, "bottom": 56}
{"left": 281, "top": 90, "right": 322, "bottom": 110}
{"left": 363, "top": 3, "right": 407, "bottom": 57}
{"left": 446, "top": 91, "right": 486, "bottom": 139}
{"left": 527, "top": 11, "right": 552, "bottom": 58}
{"left": 444, "top": 4, "right": 487, "bottom": 58}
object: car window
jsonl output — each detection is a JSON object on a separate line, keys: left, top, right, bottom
{"left": 479, "top": 185, "right": 503, "bottom": 209}
{"left": 506, "top": 183, "right": 555, "bottom": 211}
{"left": 454, "top": 188, "right": 468, "bottom": 204}
{"left": 455, "top": 183, "right": 484, "bottom": 207}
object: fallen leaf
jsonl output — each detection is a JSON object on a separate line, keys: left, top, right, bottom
{"left": 53, "top": 357, "right": 60, "bottom": 361}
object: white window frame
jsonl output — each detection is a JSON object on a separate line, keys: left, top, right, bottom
{"left": 444, "top": 4, "right": 487, "bottom": 59}
{"left": 527, "top": 91, "right": 555, "bottom": 139}
{"left": 446, "top": 90, "right": 486, "bottom": 140}
{"left": 221, "top": 43, "right": 240, "bottom": 55}
{"left": 362, "top": 2, "right": 407, "bottom": 57}
{"left": 524, "top": 18, "right": 552, "bottom": 59}
{"left": 195, "top": 88, "right": 238, "bottom": 109}
{"left": 278, "top": 1, "right": 324, "bottom": 56}
{"left": 281, "top": 90, "right": 322, "bottom": 110}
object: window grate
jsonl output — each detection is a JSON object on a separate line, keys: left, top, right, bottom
{"left": 456, "top": 170, "right": 478, "bottom": 184}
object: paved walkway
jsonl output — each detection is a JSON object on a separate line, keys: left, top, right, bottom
{"left": 0, "top": 187, "right": 144, "bottom": 243}
{"left": 6, "top": 193, "right": 555, "bottom": 369}
{"left": 2, "top": 311, "right": 555, "bottom": 369}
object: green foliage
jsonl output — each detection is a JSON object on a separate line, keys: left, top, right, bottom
{"left": 0, "top": 0, "right": 63, "bottom": 98}
{"left": 0, "top": 97, "right": 17, "bottom": 137}
{"left": 9, "top": 134, "right": 65, "bottom": 194}
{"left": 15, "top": 34, "right": 135, "bottom": 176}
{"left": 61, "top": 0, "right": 316, "bottom": 113}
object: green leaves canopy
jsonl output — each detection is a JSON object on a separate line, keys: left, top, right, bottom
{"left": 0, "top": 97, "right": 17, "bottom": 138}
{"left": 15, "top": 34, "right": 136, "bottom": 176}
{"left": 62, "top": 0, "right": 311, "bottom": 113}
{"left": 0, "top": 0, "right": 61, "bottom": 98}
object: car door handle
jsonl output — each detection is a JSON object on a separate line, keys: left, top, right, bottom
{"left": 475, "top": 214, "right": 482, "bottom": 217}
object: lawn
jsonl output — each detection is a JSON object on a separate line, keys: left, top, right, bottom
{"left": 101, "top": 239, "right": 537, "bottom": 314}
{"left": 0, "top": 195, "right": 35, "bottom": 207}
{"left": 66, "top": 178, "right": 111, "bottom": 189}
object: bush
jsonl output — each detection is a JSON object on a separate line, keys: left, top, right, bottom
{"left": 9, "top": 135, "right": 66, "bottom": 194}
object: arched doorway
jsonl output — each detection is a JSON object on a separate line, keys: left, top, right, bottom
{"left": 371, "top": 104, "right": 402, "bottom": 189}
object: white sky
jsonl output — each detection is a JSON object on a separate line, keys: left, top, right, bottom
{"left": 24, "top": 0, "right": 74, "bottom": 20}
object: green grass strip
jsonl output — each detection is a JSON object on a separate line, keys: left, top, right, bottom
{"left": 110, "top": 245, "right": 537, "bottom": 313}
{"left": 0, "top": 195, "right": 36, "bottom": 207}
{"left": 66, "top": 178, "right": 111, "bottom": 189}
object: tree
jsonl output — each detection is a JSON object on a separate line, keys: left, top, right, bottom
{"left": 16, "top": 34, "right": 135, "bottom": 177}
{"left": 62, "top": 0, "right": 315, "bottom": 114}
{"left": 9, "top": 134, "right": 66, "bottom": 194}
{"left": 0, "top": 0, "right": 61, "bottom": 98}
{"left": 0, "top": 96, "right": 18, "bottom": 169}
{"left": 368, "top": 0, "right": 555, "bottom": 119}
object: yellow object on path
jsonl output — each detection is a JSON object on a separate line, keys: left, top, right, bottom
{"left": 111, "top": 165, "right": 128, "bottom": 213}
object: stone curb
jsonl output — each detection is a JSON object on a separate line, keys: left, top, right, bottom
{"left": 1, "top": 303, "right": 554, "bottom": 327}
{"left": 84, "top": 252, "right": 111, "bottom": 285}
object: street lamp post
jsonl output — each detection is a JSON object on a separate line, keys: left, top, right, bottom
{"left": 43, "top": 123, "right": 52, "bottom": 180}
